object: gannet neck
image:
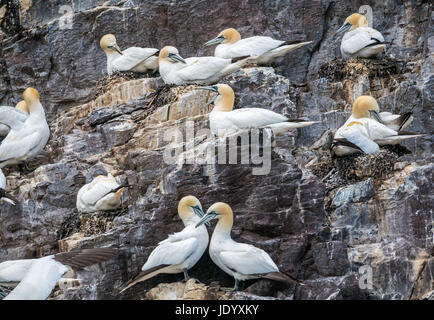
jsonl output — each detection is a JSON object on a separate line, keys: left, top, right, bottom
{"left": 15, "top": 101, "right": 29, "bottom": 114}
{"left": 220, "top": 28, "right": 242, "bottom": 44}
{"left": 214, "top": 84, "right": 235, "bottom": 112}
{"left": 352, "top": 95, "right": 379, "bottom": 118}
{"left": 210, "top": 202, "right": 234, "bottom": 237}
{"left": 178, "top": 195, "right": 202, "bottom": 224}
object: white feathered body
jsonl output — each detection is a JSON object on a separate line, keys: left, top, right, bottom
{"left": 106, "top": 47, "right": 159, "bottom": 75}
{"left": 340, "top": 27, "right": 385, "bottom": 59}
{"left": 159, "top": 56, "right": 248, "bottom": 85}
{"left": 0, "top": 168, "right": 5, "bottom": 189}
{"left": 0, "top": 106, "right": 29, "bottom": 136}
{"left": 76, "top": 174, "right": 122, "bottom": 213}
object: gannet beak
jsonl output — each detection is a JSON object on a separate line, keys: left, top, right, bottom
{"left": 369, "top": 110, "right": 382, "bottom": 123}
{"left": 168, "top": 53, "right": 186, "bottom": 64}
{"left": 192, "top": 205, "right": 211, "bottom": 226}
{"left": 195, "top": 211, "right": 218, "bottom": 228}
{"left": 197, "top": 86, "right": 219, "bottom": 93}
{"left": 204, "top": 35, "right": 225, "bottom": 46}
{"left": 334, "top": 22, "right": 351, "bottom": 36}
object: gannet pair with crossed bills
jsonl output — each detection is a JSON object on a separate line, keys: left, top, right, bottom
{"left": 205, "top": 28, "right": 313, "bottom": 64}
{"left": 120, "top": 196, "right": 209, "bottom": 293}
{"left": 197, "top": 84, "right": 319, "bottom": 136}
{"left": 0, "top": 168, "right": 16, "bottom": 205}
{"left": 332, "top": 96, "right": 423, "bottom": 156}
{"left": 0, "top": 248, "right": 117, "bottom": 300}
{"left": 158, "top": 46, "right": 251, "bottom": 85}
{"left": 335, "top": 13, "right": 387, "bottom": 59}
{"left": 100, "top": 34, "right": 159, "bottom": 75}
{"left": 196, "top": 202, "right": 292, "bottom": 291}
{"left": 0, "top": 101, "right": 28, "bottom": 136}
{"left": 76, "top": 174, "right": 125, "bottom": 213}
{"left": 0, "top": 88, "right": 50, "bottom": 168}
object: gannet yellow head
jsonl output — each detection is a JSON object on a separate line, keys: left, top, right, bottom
{"left": 22, "top": 88, "right": 41, "bottom": 111}
{"left": 100, "top": 34, "right": 123, "bottom": 55}
{"left": 178, "top": 195, "right": 205, "bottom": 222}
{"left": 15, "top": 100, "right": 29, "bottom": 114}
{"left": 197, "top": 84, "right": 234, "bottom": 112}
{"left": 335, "top": 13, "right": 368, "bottom": 36}
{"left": 204, "top": 28, "right": 242, "bottom": 46}
{"left": 195, "top": 202, "right": 234, "bottom": 231}
{"left": 159, "top": 46, "right": 186, "bottom": 64}
{"left": 352, "top": 95, "right": 381, "bottom": 121}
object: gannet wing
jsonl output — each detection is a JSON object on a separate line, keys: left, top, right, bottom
{"left": 0, "top": 130, "right": 43, "bottom": 162}
{"left": 142, "top": 237, "right": 197, "bottom": 271}
{"left": 342, "top": 28, "right": 385, "bottom": 54}
{"left": 0, "top": 260, "right": 35, "bottom": 283}
{"left": 80, "top": 180, "right": 119, "bottom": 206}
{"left": 379, "top": 111, "right": 413, "bottom": 131}
{"left": 226, "top": 36, "right": 283, "bottom": 57}
{"left": 339, "top": 124, "right": 380, "bottom": 154}
{"left": 224, "top": 108, "right": 288, "bottom": 128}
{"left": 219, "top": 245, "right": 279, "bottom": 275}
{"left": 0, "top": 106, "right": 28, "bottom": 130}
{"left": 177, "top": 57, "right": 230, "bottom": 81}
{"left": 112, "top": 47, "right": 159, "bottom": 71}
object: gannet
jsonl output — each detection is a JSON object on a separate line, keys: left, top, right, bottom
{"left": 205, "top": 28, "right": 313, "bottom": 64}
{"left": 0, "top": 248, "right": 117, "bottom": 300}
{"left": 197, "top": 84, "right": 319, "bottom": 136}
{"left": 332, "top": 96, "right": 423, "bottom": 156}
{"left": 0, "top": 168, "right": 16, "bottom": 205}
{"left": 158, "top": 46, "right": 250, "bottom": 85}
{"left": 196, "top": 202, "right": 292, "bottom": 291}
{"left": 100, "top": 34, "right": 159, "bottom": 75}
{"left": 335, "top": 13, "right": 387, "bottom": 59}
{"left": 0, "top": 101, "right": 29, "bottom": 136}
{"left": 0, "top": 88, "right": 50, "bottom": 168}
{"left": 120, "top": 196, "right": 209, "bottom": 293}
{"left": 76, "top": 174, "right": 125, "bottom": 213}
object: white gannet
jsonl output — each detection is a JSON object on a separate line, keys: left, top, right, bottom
{"left": 100, "top": 34, "right": 159, "bottom": 75}
{"left": 120, "top": 195, "right": 209, "bottom": 293}
{"left": 204, "top": 28, "right": 313, "bottom": 65}
{"left": 332, "top": 96, "right": 423, "bottom": 156}
{"left": 76, "top": 173, "right": 125, "bottom": 213}
{"left": 0, "top": 88, "right": 50, "bottom": 168}
{"left": 158, "top": 46, "right": 251, "bottom": 85}
{"left": 0, "top": 248, "right": 117, "bottom": 300}
{"left": 0, "top": 168, "right": 16, "bottom": 205}
{"left": 335, "top": 13, "right": 387, "bottom": 59}
{"left": 195, "top": 202, "right": 292, "bottom": 291}
{"left": 0, "top": 100, "right": 29, "bottom": 136}
{"left": 197, "top": 84, "right": 319, "bottom": 136}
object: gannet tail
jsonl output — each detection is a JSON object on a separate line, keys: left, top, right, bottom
{"left": 267, "top": 120, "right": 320, "bottom": 136}
{"left": 119, "top": 264, "right": 171, "bottom": 294}
{"left": 260, "top": 272, "right": 296, "bottom": 285}
{"left": 375, "top": 132, "right": 425, "bottom": 145}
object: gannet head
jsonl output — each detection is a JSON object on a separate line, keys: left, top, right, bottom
{"left": 22, "top": 88, "right": 41, "bottom": 112}
{"left": 335, "top": 13, "right": 368, "bottom": 36}
{"left": 197, "top": 83, "right": 234, "bottom": 112}
{"left": 178, "top": 195, "right": 206, "bottom": 222}
{"left": 204, "top": 28, "right": 242, "bottom": 46}
{"left": 100, "top": 34, "right": 123, "bottom": 55}
{"left": 15, "top": 100, "right": 29, "bottom": 114}
{"left": 195, "top": 202, "right": 233, "bottom": 231}
{"left": 352, "top": 95, "right": 381, "bottom": 122}
{"left": 159, "top": 46, "right": 186, "bottom": 64}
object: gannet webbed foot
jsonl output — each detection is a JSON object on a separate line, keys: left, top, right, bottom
{"left": 221, "top": 279, "right": 239, "bottom": 292}
{"left": 183, "top": 269, "right": 190, "bottom": 282}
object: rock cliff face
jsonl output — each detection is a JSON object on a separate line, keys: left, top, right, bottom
{"left": 0, "top": 0, "right": 432, "bottom": 300}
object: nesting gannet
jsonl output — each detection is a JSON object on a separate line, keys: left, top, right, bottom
{"left": 197, "top": 84, "right": 319, "bottom": 136}
{"left": 0, "top": 248, "right": 117, "bottom": 300}
{"left": 100, "top": 34, "right": 159, "bottom": 75}
{"left": 196, "top": 202, "right": 292, "bottom": 291}
{"left": 76, "top": 174, "right": 125, "bottom": 213}
{"left": 335, "top": 13, "right": 387, "bottom": 59}
{"left": 332, "top": 96, "right": 423, "bottom": 156}
{"left": 0, "top": 168, "right": 16, "bottom": 205}
{"left": 0, "top": 101, "right": 29, "bottom": 136}
{"left": 120, "top": 196, "right": 209, "bottom": 293}
{"left": 158, "top": 46, "right": 250, "bottom": 85}
{"left": 205, "top": 28, "right": 313, "bottom": 64}
{"left": 0, "top": 88, "right": 50, "bottom": 168}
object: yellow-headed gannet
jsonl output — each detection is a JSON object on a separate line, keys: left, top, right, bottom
{"left": 332, "top": 96, "right": 423, "bottom": 156}
{"left": 335, "top": 13, "right": 387, "bottom": 59}
{"left": 0, "top": 88, "right": 50, "bottom": 168}
{"left": 76, "top": 173, "right": 125, "bottom": 213}
{"left": 0, "top": 248, "right": 117, "bottom": 300}
{"left": 0, "top": 100, "right": 29, "bottom": 136}
{"left": 158, "top": 46, "right": 250, "bottom": 85}
{"left": 0, "top": 168, "right": 16, "bottom": 205}
{"left": 100, "top": 34, "right": 159, "bottom": 75}
{"left": 205, "top": 28, "right": 313, "bottom": 64}
{"left": 196, "top": 202, "right": 292, "bottom": 291}
{"left": 198, "top": 84, "right": 319, "bottom": 136}
{"left": 120, "top": 196, "right": 209, "bottom": 293}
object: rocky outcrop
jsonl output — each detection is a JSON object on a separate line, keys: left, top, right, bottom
{"left": 0, "top": 0, "right": 432, "bottom": 300}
